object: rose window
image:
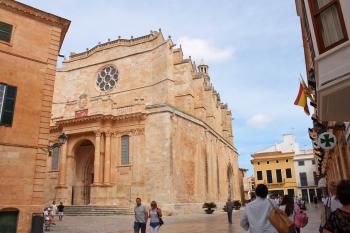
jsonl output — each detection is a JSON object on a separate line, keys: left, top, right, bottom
{"left": 96, "top": 66, "right": 118, "bottom": 91}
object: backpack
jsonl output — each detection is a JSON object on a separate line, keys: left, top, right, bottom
{"left": 294, "top": 207, "right": 308, "bottom": 228}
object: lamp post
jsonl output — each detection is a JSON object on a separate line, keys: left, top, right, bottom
{"left": 48, "top": 133, "right": 67, "bottom": 156}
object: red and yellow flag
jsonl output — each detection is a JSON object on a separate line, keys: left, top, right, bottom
{"left": 294, "top": 82, "right": 310, "bottom": 115}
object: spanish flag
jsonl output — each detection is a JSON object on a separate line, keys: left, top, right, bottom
{"left": 294, "top": 82, "right": 310, "bottom": 115}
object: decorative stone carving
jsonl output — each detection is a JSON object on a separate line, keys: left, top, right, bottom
{"left": 105, "top": 131, "right": 112, "bottom": 137}
{"left": 78, "top": 94, "right": 88, "bottom": 109}
{"left": 95, "top": 130, "right": 102, "bottom": 137}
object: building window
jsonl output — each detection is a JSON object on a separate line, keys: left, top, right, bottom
{"left": 313, "top": 171, "right": 319, "bottom": 185}
{"left": 308, "top": 0, "right": 348, "bottom": 53}
{"left": 121, "top": 135, "right": 129, "bottom": 165}
{"left": 298, "top": 161, "right": 305, "bottom": 166}
{"left": 51, "top": 147, "right": 60, "bottom": 170}
{"left": 0, "top": 21, "right": 13, "bottom": 43}
{"left": 257, "top": 162, "right": 260, "bottom": 165}
{"left": 96, "top": 65, "right": 119, "bottom": 91}
{"left": 286, "top": 159, "right": 289, "bottom": 163}
{"left": 0, "top": 83, "right": 17, "bottom": 127}
{"left": 286, "top": 168, "right": 292, "bottom": 178}
{"left": 266, "top": 161, "right": 270, "bottom": 165}
{"left": 300, "top": 172, "right": 308, "bottom": 186}
{"left": 257, "top": 171, "right": 263, "bottom": 180}
{"left": 276, "top": 169, "right": 283, "bottom": 183}
{"left": 276, "top": 160, "right": 279, "bottom": 163}
{"left": 312, "top": 160, "right": 316, "bottom": 165}
{"left": 266, "top": 170, "right": 273, "bottom": 183}
{"left": 0, "top": 209, "right": 19, "bottom": 232}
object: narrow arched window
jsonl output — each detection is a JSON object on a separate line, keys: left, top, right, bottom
{"left": 121, "top": 135, "right": 129, "bottom": 165}
{"left": 51, "top": 146, "right": 59, "bottom": 170}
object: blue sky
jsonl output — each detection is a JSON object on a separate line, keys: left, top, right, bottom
{"left": 19, "top": 0, "right": 312, "bottom": 175}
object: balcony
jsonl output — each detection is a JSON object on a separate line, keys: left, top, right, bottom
{"left": 315, "top": 39, "right": 350, "bottom": 121}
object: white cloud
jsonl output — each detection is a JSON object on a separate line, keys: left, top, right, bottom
{"left": 178, "top": 36, "right": 234, "bottom": 63}
{"left": 247, "top": 114, "right": 272, "bottom": 128}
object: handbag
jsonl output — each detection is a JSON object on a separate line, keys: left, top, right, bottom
{"left": 268, "top": 200, "right": 295, "bottom": 233}
{"left": 157, "top": 208, "right": 164, "bottom": 226}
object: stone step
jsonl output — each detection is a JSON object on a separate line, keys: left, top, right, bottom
{"left": 63, "top": 206, "right": 133, "bottom": 216}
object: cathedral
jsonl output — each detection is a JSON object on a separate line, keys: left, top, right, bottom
{"left": 47, "top": 30, "right": 240, "bottom": 214}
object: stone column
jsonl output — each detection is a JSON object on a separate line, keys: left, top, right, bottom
{"left": 104, "top": 131, "right": 111, "bottom": 184}
{"left": 94, "top": 131, "right": 101, "bottom": 185}
{"left": 59, "top": 139, "right": 68, "bottom": 186}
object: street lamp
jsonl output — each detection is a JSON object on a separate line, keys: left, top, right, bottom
{"left": 48, "top": 133, "right": 67, "bottom": 156}
{"left": 58, "top": 133, "right": 68, "bottom": 145}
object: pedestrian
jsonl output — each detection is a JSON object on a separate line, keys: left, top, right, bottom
{"left": 269, "top": 194, "right": 279, "bottom": 207}
{"left": 323, "top": 180, "right": 350, "bottom": 233}
{"left": 279, "top": 195, "right": 294, "bottom": 221}
{"left": 240, "top": 184, "right": 278, "bottom": 233}
{"left": 249, "top": 192, "right": 256, "bottom": 202}
{"left": 148, "top": 201, "right": 162, "bottom": 233}
{"left": 323, "top": 181, "right": 343, "bottom": 212}
{"left": 226, "top": 198, "right": 234, "bottom": 224}
{"left": 313, "top": 195, "right": 318, "bottom": 208}
{"left": 57, "top": 202, "right": 64, "bottom": 221}
{"left": 43, "top": 207, "right": 51, "bottom": 231}
{"left": 279, "top": 195, "right": 304, "bottom": 233}
{"left": 134, "top": 197, "right": 148, "bottom": 233}
{"left": 50, "top": 201, "right": 57, "bottom": 221}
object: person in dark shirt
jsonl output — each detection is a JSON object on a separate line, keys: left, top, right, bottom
{"left": 57, "top": 202, "right": 65, "bottom": 221}
{"left": 226, "top": 198, "right": 234, "bottom": 224}
{"left": 324, "top": 180, "right": 350, "bottom": 233}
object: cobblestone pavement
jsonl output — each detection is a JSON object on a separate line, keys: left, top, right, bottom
{"left": 49, "top": 205, "right": 321, "bottom": 233}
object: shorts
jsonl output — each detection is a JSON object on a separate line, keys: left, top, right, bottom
{"left": 58, "top": 212, "right": 64, "bottom": 216}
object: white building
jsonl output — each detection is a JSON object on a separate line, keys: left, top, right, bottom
{"left": 294, "top": 149, "right": 321, "bottom": 203}
{"left": 296, "top": 0, "right": 350, "bottom": 121}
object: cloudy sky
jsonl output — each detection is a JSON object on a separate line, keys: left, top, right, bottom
{"left": 19, "top": 0, "right": 312, "bottom": 175}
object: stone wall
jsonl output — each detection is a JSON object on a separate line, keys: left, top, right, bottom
{"left": 0, "top": 1, "right": 69, "bottom": 232}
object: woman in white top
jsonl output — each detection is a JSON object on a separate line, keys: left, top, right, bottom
{"left": 148, "top": 201, "right": 162, "bottom": 233}
{"left": 240, "top": 184, "right": 278, "bottom": 233}
{"left": 50, "top": 201, "right": 57, "bottom": 220}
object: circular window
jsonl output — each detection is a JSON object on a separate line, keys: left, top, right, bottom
{"left": 96, "top": 65, "right": 118, "bottom": 91}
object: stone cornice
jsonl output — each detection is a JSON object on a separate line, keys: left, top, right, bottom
{"left": 50, "top": 112, "right": 145, "bottom": 130}
{"left": 0, "top": 0, "right": 70, "bottom": 49}
{"left": 67, "top": 31, "right": 164, "bottom": 62}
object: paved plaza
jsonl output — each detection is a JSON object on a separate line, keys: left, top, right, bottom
{"left": 49, "top": 205, "right": 321, "bottom": 233}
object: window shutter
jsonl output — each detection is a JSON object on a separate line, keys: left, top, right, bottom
{"left": 0, "top": 21, "right": 13, "bottom": 43}
{"left": 2, "top": 85, "right": 17, "bottom": 126}
{"left": 121, "top": 135, "right": 129, "bottom": 165}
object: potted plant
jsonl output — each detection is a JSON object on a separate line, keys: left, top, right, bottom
{"left": 233, "top": 200, "right": 242, "bottom": 210}
{"left": 202, "top": 202, "right": 217, "bottom": 214}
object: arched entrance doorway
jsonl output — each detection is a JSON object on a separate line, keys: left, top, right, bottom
{"left": 72, "top": 140, "right": 94, "bottom": 205}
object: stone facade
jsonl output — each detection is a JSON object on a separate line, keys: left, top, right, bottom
{"left": 47, "top": 30, "right": 240, "bottom": 214}
{"left": 0, "top": 1, "right": 70, "bottom": 232}
{"left": 238, "top": 168, "right": 249, "bottom": 203}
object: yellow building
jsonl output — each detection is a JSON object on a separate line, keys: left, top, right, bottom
{"left": 251, "top": 134, "right": 298, "bottom": 197}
